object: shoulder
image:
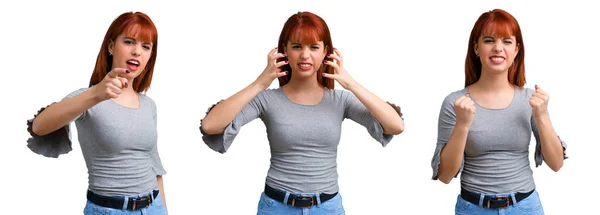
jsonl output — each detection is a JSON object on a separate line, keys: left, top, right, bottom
{"left": 520, "top": 86, "right": 535, "bottom": 97}
{"left": 442, "top": 88, "right": 468, "bottom": 105}
{"left": 260, "top": 88, "right": 281, "bottom": 96}
{"left": 139, "top": 93, "right": 157, "bottom": 111}
{"left": 330, "top": 88, "right": 352, "bottom": 100}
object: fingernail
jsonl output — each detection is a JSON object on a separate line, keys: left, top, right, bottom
{"left": 285, "top": 60, "right": 288, "bottom": 63}
{"left": 126, "top": 70, "right": 130, "bottom": 73}
{"left": 323, "top": 60, "right": 327, "bottom": 63}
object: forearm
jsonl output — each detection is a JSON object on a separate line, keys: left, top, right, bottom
{"left": 438, "top": 124, "right": 469, "bottom": 183}
{"left": 157, "top": 175, "right": 167, "bottom": 212}
{"left": 347, "top": 83, "right": 404, "bottom": 135}
{"left": 534, "top": 114, "right": 564, "bottom": 171}
{"left": 201, "top": 82, "right": 264, "bottom": 135}
{"left": 32, "top": 90, "right": 99, "bottom": 135}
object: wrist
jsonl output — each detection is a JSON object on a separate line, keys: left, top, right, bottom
{"left": 454, "top": 121, "right": 472, "bottom": 131}
{"left": 250, "top": 81, "right": 268, "bottom": 92}
{"left": 345, "top": 80, "right": 362, "bottom": 92}
{"left": 533, "top": 113, "right": 550, "bottom": 124}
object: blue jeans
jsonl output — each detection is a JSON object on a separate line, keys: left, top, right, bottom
{"left": 83, "top": 190, "right": 167, "bottom": 215}
{"left": 455, "top": 189, "right": 544, "bottom": 215}
{"left": 257, "top": 192, "right": 345, "bottom": 215}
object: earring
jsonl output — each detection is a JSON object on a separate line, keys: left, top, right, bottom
{"left": 109, "top": 50, "right": 113, "bottom": 56}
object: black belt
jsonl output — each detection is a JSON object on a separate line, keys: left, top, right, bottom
{"left": 264, "top": 184, "right": 337, "bottom": 208}
{"left": 87, "top": 190, "right": 159, "bottom": 210}
{"left": 460, "top": 188, "right": 534, "bottom": 209}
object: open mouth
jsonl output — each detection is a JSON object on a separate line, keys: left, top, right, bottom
{"left": 126, "top": 59, "right": 140, "bottom": 71}
{"left": 298, "top": 63, "right": 313, "bottom": 71}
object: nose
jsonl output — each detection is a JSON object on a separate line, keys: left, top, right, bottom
{"left": 132, "top": 44, "right": 142, "bottom": 56}
{"left": 300, "top": 47, "right": 310, "bottom": 59}
{"left": 493, "top": 40, "right": 503, "bottom": 53}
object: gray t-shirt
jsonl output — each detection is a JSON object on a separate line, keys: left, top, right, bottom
{"left": 65, "top": 87, "right": 166, "bottom": 196}
{"left": 431, "top": 86, "right": 567, "bottom": 194}
{"left": 201, "top": 88, "right": 393, "bottom": 194}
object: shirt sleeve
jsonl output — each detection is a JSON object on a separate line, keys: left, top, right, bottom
{"left": 342, "top": 90, "right": 394, "bottom": 146}
{"left": 199, "top": 92, "right": 265, "bottom": 153}
{"left": 26, "top": 88, "right": 88, "bottom": 158}
{"left": 431, "top": 93, "right": 464, "bottom": 180}
{"left": 150, "top": 98, "right": 166, "bottom": 175}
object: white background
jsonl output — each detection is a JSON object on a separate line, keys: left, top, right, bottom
{"left": 1, "top": 0, "right": 598, "bottom": 214}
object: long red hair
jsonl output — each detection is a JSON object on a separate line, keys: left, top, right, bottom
{"left": 465, "top": 9, "right": 525, "bottom": 87}
{"left": 89, "top": 12, "right": 158, "bottom": 93}
{"left": 277, "top": 11, "right": 335, "bottom": 89}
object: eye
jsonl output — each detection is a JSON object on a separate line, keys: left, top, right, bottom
{"left": 311, "top": 46, "right": 320, "bottom": 50}
{"left": 483, "top": 39, "right": 494, "bottom": 43}
{"left": 292, "top": 45, "right": 302, "bottom": 49}
{"left": 124, "top": 40, "right": 134, "bottom": 45}
{"left": 143, "top": 45, "right": 152, "bottom": 50}
{"left": 503, "top": 40, "right": 513, "bottom": 44}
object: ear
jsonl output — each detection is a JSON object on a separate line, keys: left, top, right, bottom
{"left": 108, "top": 40, "right": 115, "bottom": 55}
{"left": 515, "top": 43, "right": 520, "bottom": 54}
{"left": 473, "top": 41, "right": 479, "bottom": 56}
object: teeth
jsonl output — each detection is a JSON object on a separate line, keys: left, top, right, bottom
{"left": 491, "top": 57, "right": 504, "bottom": 61}
{"left": 300, "top": 64, "right": 311, "bottom": 67}
{"left": 127, "top": 60, "right": 139, "bottom": 65}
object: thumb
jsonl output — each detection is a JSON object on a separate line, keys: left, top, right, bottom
{"left": 117, "top": 77, "right": 129, "bottom": 88}
{"left": 535, "top": 84, "right": 540, "bottom": 91}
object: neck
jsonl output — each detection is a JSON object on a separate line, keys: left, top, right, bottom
{"left": 473, "top": 68, "right": 513, "bottom": 92}
{"left": 285, "top": 71, "right": 322, "bottom": 92}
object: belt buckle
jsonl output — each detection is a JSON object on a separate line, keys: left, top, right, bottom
{"left": 291, "top": 196, "right": 314, "bottom": 208}
{"left": 131, "top": 195, "right": 152, "bottom": 210}
{"left": 487, "top": 196, "right": 510, "bottom": 209}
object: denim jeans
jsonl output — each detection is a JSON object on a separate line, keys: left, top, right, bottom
{"left": 257, "top": 191, "right": 345, "bottom": 215}
{"left": 83, "top": 190, "right": 167, "bottom": 215}
{"left": 455, "top": 189, "right": 544, "bottom": 215}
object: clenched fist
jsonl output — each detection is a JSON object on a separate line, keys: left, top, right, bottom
{"left": 454, "top": 93, "right": 476, "bottom": 126}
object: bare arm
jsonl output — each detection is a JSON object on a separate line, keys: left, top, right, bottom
{"left": 201, "top": 48, "right": 288, "bottom": 135}
{"left": 32, "top": 90, "right": 100, "bottom": 135}
{"left": 32, "top": 68, "right": 129, "bottom": 135}
{"left": 534, "top": 114, "right": 564, "bottom": 171}
{"left": 157, "top": 175, "right": 167, "bottom": 212}
{"left": 322, "top": 49, "right": 403, "bottom": 134}
{"left": 530, "top": 85, "right": 564, "bottom": 172}
{"left": 437, "top": 123, "right": 469, "bottom": 184}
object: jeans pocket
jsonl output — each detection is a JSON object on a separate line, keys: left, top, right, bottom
{"left": 149, "top": 194, "right": 168, "bottom": 215}
{"left": 83, "top": 200, "right": 113, "bottom": 215}
{"left": 455, "top": 195, "right": 483, "bottom": 215}
{"left": 257, "top": 193, "right": 284, "bottom": 213}
{"left": 515, "top": 190, "right": 544, "bottom": 213}
{"left": 319, "top": 193, "right": 346, "bottom": 215}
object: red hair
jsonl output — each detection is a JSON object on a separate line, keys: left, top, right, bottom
{"left": 277, "top": 11, "right": 334, "bottom": 89}
{"left": 89, "top": 12, "right": 158, "bottom": 93}
{"left": 465, "top": 9, "right": 525, "bottom": 87}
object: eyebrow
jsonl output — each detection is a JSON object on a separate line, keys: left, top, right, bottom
{"left": 123, "top": 36, "right": 153, "bottom": 45}
{"left": 290, "top": 43, "right": 321, "bottom": 46}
